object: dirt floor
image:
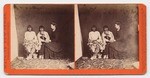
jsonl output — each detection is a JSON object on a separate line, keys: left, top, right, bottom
{"left": 75, "top": 57, "right": 138, "bottom": 69}
{"left": 11, "top": 57, "right": 138, "bottom": 70}
{"left": 11, "top": 57, "right": 71, "bottom": 69}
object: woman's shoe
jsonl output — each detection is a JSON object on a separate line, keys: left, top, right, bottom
{"left": 33, "top": 54, "right": 37, "bottom": 59}
{"left": 98, "top": 54, "right": 102, "bottom": 58}
{"left": 90, "top": 55, "right": 96, "bottom": 60}
{"left": 26, "top": 54, "right": 32, "bottom": 60}
{"left": 103, "top": 55, "right": 107, "bottom": 59}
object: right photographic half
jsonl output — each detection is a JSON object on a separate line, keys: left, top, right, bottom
{"left": 75, "top": 4, "right": 144, "bottom": 70}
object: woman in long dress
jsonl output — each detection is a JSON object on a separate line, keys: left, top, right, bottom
{"left": 44, "top": 23, "right": 63, "bottom": 59}
{"left": 37, "top": 26, "right": 51, "bottom": 59}
{"left": 87, "top": 25, "right": 104, "bottom": 60}
{"left": 23, "top": 25, "right": 39, "bottom": 60}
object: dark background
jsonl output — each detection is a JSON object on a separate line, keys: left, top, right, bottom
{"left": 79, "top": 4, "right": 138, "bottom": 60}
{"left": 14, "top": 4, "right": 74, "bottom": 61}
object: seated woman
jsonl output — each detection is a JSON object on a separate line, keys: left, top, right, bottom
{"left": 37, "top": 26, "right": 51, "bottom": 59}
{"left": 102, "top": 25, "right": 116, "bottom": 59}
{"left": 44, "top": 23, "right": 63, "bottom": 59}
{"left": 23, "top": 25, "right": 39, "bottom": 60}
{"left": 87, "top": 25, "right": 104, "bottom": 60}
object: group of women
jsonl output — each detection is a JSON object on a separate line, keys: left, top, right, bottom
{"left": 23, "top": 21, "right": 120, "bottom": 60}
{"left": 88, "top": 22, "right": 121, "bottom": 60}
{"left": 23, "top": 23, "right": 61, "bottom": 60}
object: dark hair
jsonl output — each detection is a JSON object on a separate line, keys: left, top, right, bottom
{"left": 91, "top": 25, "right": 97, "bottom": 31}
{"left": 27, "top": 25, "right": 33, "bottom": 31}
{"left": 115, "top": 21, "right": 121, "bottom": 25}
{"left": 103, "top": 25, "right": 109, "bottom": 30}
{"left": 51, "top": 22, "right": 56, "bottom": 26}
{"left": 39, "top": 25, "right": 44, "bottom": 31}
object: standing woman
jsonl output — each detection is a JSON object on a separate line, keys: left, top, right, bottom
{"left": 102, "top": 25, "right": 116, "bottom": 59}
{"left": 23, "top": 25, "right": 39, "bottom": 60}
{"left": 87, "top": 25, "right": 104, "bottom": 60}
{"left": 37, "top": 26, "right": 51, "bottom": 59}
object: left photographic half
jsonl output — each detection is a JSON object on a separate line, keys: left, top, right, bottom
{"left": 4, "top": 4, "right": 74, "bottom": 71}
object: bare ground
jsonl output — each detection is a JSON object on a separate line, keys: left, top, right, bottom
{"left": 75, "top": 57, "right": 138, "bottom": 69}
{"left": 11, "top": 57, "right": 70, "bottom": 69}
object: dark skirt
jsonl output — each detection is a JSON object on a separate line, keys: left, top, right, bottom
{"left": 102, "top": 43, "right": 120, "bottom": 59}
{"left": 38, "top": 42, "right": 45, "bottom": 55}
{"left": 44, "top": 42, "right": 63, "bottom": 59}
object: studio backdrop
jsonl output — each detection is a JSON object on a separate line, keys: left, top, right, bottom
{"left": 13, "top": 4, "right": 74, "bottom": 61}
{"left": 79, "top": 4, "right": 138, "bottom": 60}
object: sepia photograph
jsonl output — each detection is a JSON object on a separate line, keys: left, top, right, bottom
{"left": 10, "top": 4, "right": 74, "bottom": 69}
{"left": 4, "top": 4, "right": 146, "bottom": 75}
{"left": 75, "top": 4, "right": 139, "bottom": 69}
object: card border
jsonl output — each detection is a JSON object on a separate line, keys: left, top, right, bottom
{"left": 4, "top": 4, "right": 146, "bottom": 75}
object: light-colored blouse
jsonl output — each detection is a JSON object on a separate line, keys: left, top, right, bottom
{"left": 24, "top": 31, "right": 37, "bottom": 41}
{"left": 89, "top": 31, "right": 102, "bottom": 42}
{"left": 37, "top": 31, "right": 51, "bottom": 45}
{"left": 102, "top": 31, "right": 116, "bottom": 45}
